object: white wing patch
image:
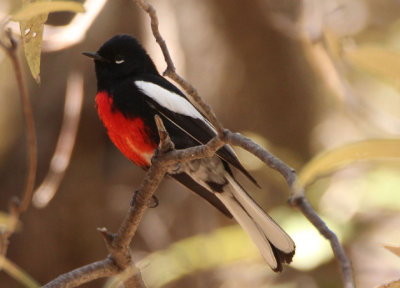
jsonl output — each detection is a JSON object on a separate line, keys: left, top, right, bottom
{"left": 134, "top": 80, "right": 204, "bottom": 120}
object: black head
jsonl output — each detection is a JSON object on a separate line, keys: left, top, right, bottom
{"left": 83, "top": 34, "right": 159, "bottom": 90}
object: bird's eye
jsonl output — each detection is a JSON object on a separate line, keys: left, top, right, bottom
{"left": 115, "top": 56, "right": 125, "bottom": 64}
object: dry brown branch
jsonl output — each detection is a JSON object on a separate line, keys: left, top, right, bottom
{"left": 43, "top": 1, "right": 354, "bottom": 288}
{"left": 0, "top": 17, "right": 37, "bottom": 268}
{"left": 294, "top": 197, "right": 354, "bottom": 288}
{"left": 42, "top": 258, "right": 118, "bottom": 288}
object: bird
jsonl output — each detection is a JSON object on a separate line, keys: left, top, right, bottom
{"left": 83, "top": 34, "right": 295, "bottom": 272}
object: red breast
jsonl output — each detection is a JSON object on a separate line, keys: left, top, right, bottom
{"left": 95, "top": 91, "right": 157, "bottom": 168}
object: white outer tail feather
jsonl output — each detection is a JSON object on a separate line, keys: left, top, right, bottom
{"left": 226, "top": 175, "right": 295, "bottom": 253}
{"left": 216, "top": 191, "right": 278, "bottom": 269}
{"left": 215, "top": 175, "right": 295, "bottom": 270}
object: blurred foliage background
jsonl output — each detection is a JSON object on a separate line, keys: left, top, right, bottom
{"left": 1, "top": 0, "right": 400, "bottom": 287}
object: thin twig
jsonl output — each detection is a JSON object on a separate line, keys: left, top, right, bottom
{"left": 225, "top": 131, "right": 297, "bottom": 187}
{"left": 42, "top": 258, "right": 118, "bottom": 288}
{"left": 33, "top": 72, "right": 84, "bottom": 208}
{"left": 294, "top": 197, "right": 354, "bottom": 288}
{"left": 0, "top": 19, "right": 37, "bottom": 214}
{"left": 133, "top": 0, "right": 225, "bottom": 136}
{"left": 0, "top": 17, "right": 37, "bottom": 269}
{"left": 224, "top": 131, "right": 354, "bottom": 287}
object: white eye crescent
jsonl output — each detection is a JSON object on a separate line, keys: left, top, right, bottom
{"left": 115, "top": 59, "right": 125, "bottom": 64}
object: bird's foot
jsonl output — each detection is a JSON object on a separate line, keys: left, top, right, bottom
{"left": 131, "top": 191, "right": 159, "bottom": 208}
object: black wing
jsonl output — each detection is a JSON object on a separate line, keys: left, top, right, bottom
{"left": 135, "top": 74, "right": 259, "bottom": 187}
{"left": 170, "top": 173, "right": 232, "bottom": 218}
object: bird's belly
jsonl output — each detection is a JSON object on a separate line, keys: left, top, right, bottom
{"left": 181, "top": 156, "right": 228, "bottom": 192}
{"left": 107, "top": 129, "right": 155, "bottom": 167}
{"left": 96, "top": 91, "right": 157, "bottom": 168}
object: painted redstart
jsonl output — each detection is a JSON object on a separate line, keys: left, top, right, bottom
{"left": 83, "top": 34, "right": 295, "bottom": 271}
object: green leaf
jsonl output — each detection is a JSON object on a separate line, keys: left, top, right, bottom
{"left": 298, "top": 139, "right": 400, "bottom": 186}
{"left": 12, "top": 1, "right": 85, "bottom": 21}
{"left": 0, "top": 256, "right": 40, "bottom": 288}
{"left": 15, "top": 1, "right": 85, "bottom": 83}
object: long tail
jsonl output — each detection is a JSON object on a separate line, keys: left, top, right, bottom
{"left": 215, "top": 175, "right": 295, "bottom": 272}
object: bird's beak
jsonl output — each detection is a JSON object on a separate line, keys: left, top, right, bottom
{"left": 82, "top": 51, "right": 110, "bottom": 63}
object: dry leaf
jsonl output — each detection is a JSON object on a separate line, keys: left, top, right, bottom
{"left": 344, "top": 45, "right": 400, "bottom": 87}
{"left": 298, "top": 139, "right": 400, "bottom": 186}
{"left": 0, "top": 256, "right": 40, "bottom": 288}
{"left": 384, "top": 244, "right": 400, "bottom": 258}
{"left": 378, "top": 280, "right": 400, "bottom": 288}
{"left": 14, "top": 1, "right": 85, "bottom": 83}
{"left": 17, "top": 0, "right": 48, "bottom": 83}
{"left": 12, "top": 1, "right": 85, "bottom": 21}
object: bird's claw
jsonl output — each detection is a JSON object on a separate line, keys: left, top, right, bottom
{"left": 151, "top": 148, "right": 160, "bottom": 165}
{"left": 167, "top": 163, "right": 182, "bottom": 175}
{"left": 130, "top": 191, "right": 138, "bottom": 207}
{"left": 148, "top": 195, "right": 159, "bottom": 208}
{"left": 131, "top": 190, "right": 159, "bottom": 209}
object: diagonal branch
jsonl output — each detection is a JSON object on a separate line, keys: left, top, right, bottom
{"left": 294, "top": 197, "right": 354, "bottom": 288}
{"left": 42, "top": 258, "right": 118, "bottom": 288}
